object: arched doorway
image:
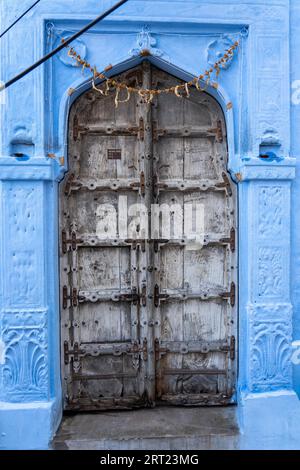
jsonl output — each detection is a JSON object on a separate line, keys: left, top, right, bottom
{"left": 59, "top": 62, "right": 237, "bottom": 411}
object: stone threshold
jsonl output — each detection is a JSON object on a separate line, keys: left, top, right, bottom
{"left": 52, "top": 406, "right": 239, "bottom": 450}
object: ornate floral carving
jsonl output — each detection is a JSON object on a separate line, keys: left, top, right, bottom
{"left": 207, "top": 34, "right": 237, "bottom": 70}
{"left": 248, "top": 304, "right": 292, "bottom": 392}
{"left": 258, "top": 247, "right": 283, "bottom": 298}
{"left": 130, "top": 25, "right": 164, "bottom": 57}
{"left": 1, "top": 312, "right": 48, "bottom": 400}
{"left": 258, "top": 187, "right": 284, "bottom": 239}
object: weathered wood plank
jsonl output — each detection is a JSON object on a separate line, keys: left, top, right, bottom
{"left": 60, "top": 64, "right": 237, "bottom": 410}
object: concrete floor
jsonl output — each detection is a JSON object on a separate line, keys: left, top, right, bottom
{"left": 53, "top": 406, "right": 239, "bottom": 450}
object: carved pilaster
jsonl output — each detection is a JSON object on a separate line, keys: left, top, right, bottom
{"left": 0, "top": 181, "right": 49, "bottom": 402}
{"left": 247, "top": 179, "right": 293, "bottom": 392}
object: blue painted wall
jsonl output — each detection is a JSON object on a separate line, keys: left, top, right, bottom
{"left": 291, "top": 0, "right": 300, "bottom": 398}
{"left": 1, "top": 0, "right": 300, "bottom": 449}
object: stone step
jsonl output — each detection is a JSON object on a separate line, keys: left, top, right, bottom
{"left": 53, "top": 406, "right": 239, "bottom": 450}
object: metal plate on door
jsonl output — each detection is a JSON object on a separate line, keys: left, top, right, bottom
{"left": 107, "top": 149, "right": 122, "bottom": 160}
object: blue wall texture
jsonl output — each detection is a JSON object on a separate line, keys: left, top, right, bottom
{"left": 1, "top": 0, "right": 300, "bottom": 450}
{"left": 291, "top": 0, "right": 300, "bottom": 399}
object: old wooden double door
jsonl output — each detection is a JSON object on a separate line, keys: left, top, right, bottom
{"left": 60, "top": 63, "right": 237, "bottom": 411}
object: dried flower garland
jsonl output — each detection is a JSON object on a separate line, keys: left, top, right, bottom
{"left": 62, "top": 38, "right": 239, "bottom": 107}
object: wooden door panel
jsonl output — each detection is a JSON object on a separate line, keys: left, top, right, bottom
{"left": 78, "top": 135, "right": 139, "bottom": 180}
{"left": 160, "top": 246, "right": 228, "bottom": 290}
{"left": 184, "top": 139, "right": 218, "bottom": 180}
{"left": 69, "top": 191, "right": 138, "bottom": 235}
{"left": 158, "top": 191, "right": 230, "bottom": 234}
{"left": 182, "top": 301, "right": 227, "bottom": 341}
{"left": 77, "top": 247, "right": 131, "bottom": 289}
{"left": 152, "top": 66, "right": 236, "bottom": 406}
{"left": 77, "top": 303, "right": 131, "bottom": 343}
{"left": 160, "top": 302, "right": 227, "bottom": 342}
{"left": 184, "top": 247, "right": 228, "bottom": 288}
{"left": 61, "top": 64, "right": 237, "bottom": 410}
{"left": 61, "top": 66, "right": 149, "bottom": 410}
{"left": 155, "top": 138, "right": 218, "bottom": 181}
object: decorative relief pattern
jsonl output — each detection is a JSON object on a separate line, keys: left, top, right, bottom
{"left": 248, "top": 179, "right": 292, "bottom": 392}
{"left": 58, "top": 37, "right": 87, "bottom": 68}
{"left": 207, "top": 34, "right": 237, "bottom": 70}
{"left": 47, "top": 23, "right": 87, "bottom": 68}
{"left": 257, "top": 78, "right": 282, "bottom": 114}
{"left": 242, "top": 167, "right": 295, "bottom": 181}
{"left": 3, "top": 182, "right": 44, "bottom": 308}
{"left": 257, "top": 37, "right": 282, "bottom": 71}
{"left": 9, "top": 251, "right": 37, "bottom": 307}
{"left": 0, "top": 312, "right": 48, "bottom": 401}
{"left": 130, "top": 25, "right": 165, "bottom": 58}
{"left": 253, "top": 32, "right": 286, "bottom": 154}
{"left": 257, "top": 247, "right": 283, "bottom": 298}
{"left": 248, "top": 304, "right": 292, "bottom": 392}
{"left": 251, "top": 321, "right": 291, "bottom": 391}
{"left": 258, "top": 187, "right": 284, "bottom": 239}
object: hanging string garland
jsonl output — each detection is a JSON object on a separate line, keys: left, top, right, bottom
{"left": 62, "top": 39, "right": 239, "bottom": 107}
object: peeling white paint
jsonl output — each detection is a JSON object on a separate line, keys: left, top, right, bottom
{"left": 0, "top": 339, "right": 6, "bottom": 365}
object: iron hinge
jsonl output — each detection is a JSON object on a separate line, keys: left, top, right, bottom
{"left": 142, "top": 338, "right": 148, "bottom": 361}
{"left": 152, "top": 121, "right": 166, "bottom": 141}
{"left": 220, "top": 282, "right": 236, "bottom": 307}
{"left": 124, "top": 239, "right": 147, "bottom": 252}
{"left": 141, "top": 284, "right": 147, "bottom": 307}
{"left": 64, "top": 341, "right": 81, "bottom": 364}
{"left": 118, "top": 287, "right": 140, "bottom": 305}
{"left": 73, "top": 115, "right": 79, "bottom": 141}
{"left": 154, "top": 338, "right": 168, "bottom": 361}
{"left": 219, "top": 227, "right": 236, "bottom": 252}
{"left": 140, "top": 171, "right": 145, "bottom": 196}
{"left": 64, "top": 339, "right": 148, "bottom": 364}
{"left": 62, "top": 286, "right": 78, "bottom": 309}
{"left": 62, "top": 230, "right": 82, "bottom": 253}
{"left": 153, "top": 239, "right": 170, "bottom": 253}
{"left": 128, "top": 172, "right": 146, "bottom": 197}
{"left": 138, "top": 117, "right": 145, "bottom": 141}
{"left": 230, "top": 335, "right": 236, "bottom": 361}
{"left": 64, "top": 173, "right": 75, "bottom": 196}
{"left": 210, "top": 120, "right": 224, "bottom": 143}
{"left": 215, "top": 172, "right": 232, "bottom": 196}
{"left": 154, "top": 284, "right": 170, "bottom": 308}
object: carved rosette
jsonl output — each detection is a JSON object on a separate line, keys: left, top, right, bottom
{"left": 207, "top": 34, "right": 237, "bottom": 70}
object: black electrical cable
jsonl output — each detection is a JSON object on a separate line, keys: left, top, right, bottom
{"left": 1, "top": 0, "right": 129, "bottom": 90}
{"left": 0, "top": 0, "right": 41, "bottom": 39}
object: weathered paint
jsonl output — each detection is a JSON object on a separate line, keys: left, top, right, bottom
{"left": 61, "top": 64, "right": 237, "bottom": 409}
{"left": 0, "top": 0, "right": 300, "bottom": 450}
{"left": 0, "top": 339, "right": 5, "bottom": 365}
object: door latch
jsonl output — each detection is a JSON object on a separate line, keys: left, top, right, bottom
{"left": 154, "top": 284, "right": 169, "bottom": 308}
{"left": 63, "top": 286, "right": 78, "bottom": 309}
